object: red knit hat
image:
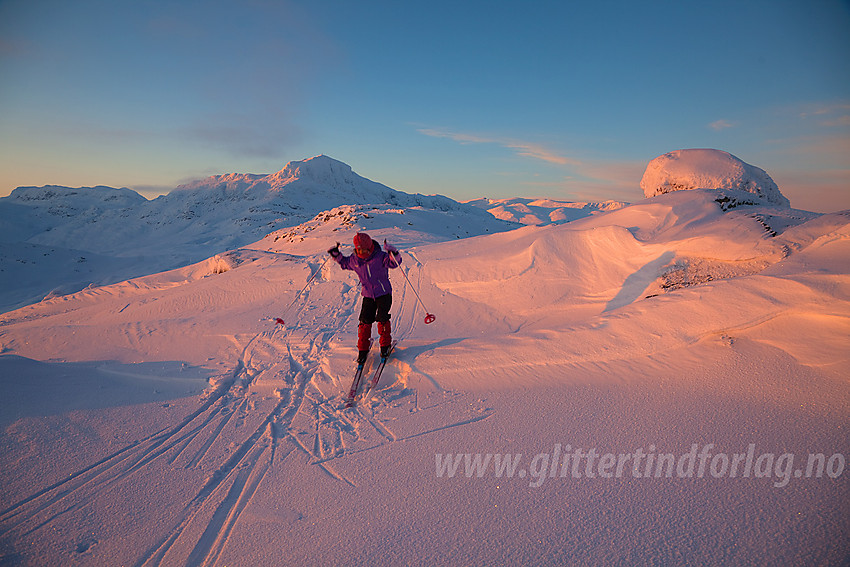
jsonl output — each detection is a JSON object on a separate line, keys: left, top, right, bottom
{"left": 353, "top": 233, "right": 373, "bottom": 258}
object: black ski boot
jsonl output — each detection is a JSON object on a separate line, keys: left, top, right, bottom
{"left": 357, "top": 350, "right": 369, "bottom": 364}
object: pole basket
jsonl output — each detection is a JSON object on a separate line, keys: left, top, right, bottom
{"left": 424, "top": 313, "right": 436, "bottom": 324}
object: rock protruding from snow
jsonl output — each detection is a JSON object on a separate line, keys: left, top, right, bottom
{"left": 640, "top": 149, "right": 789, "bottom": 207}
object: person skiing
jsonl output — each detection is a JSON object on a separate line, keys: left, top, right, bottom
{"left": 328, "top": 232, "right": 401, "bottom": 362}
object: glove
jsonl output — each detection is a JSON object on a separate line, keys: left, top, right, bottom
{"left": 328, "top": 242, "right": 341, "bottom": 258}
{"left": 384, "top": 240, "right": 401, "bottom": 266}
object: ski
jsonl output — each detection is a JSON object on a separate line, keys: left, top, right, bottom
{"left": 343, "top": 362, "right": 368, "bottom": 408}
{"left": 359, "top": 341, "right": 397, "bottom": 404}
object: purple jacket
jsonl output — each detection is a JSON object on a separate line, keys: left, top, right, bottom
{"left": 334, "top": 239, "right": 401, "bottom": 298}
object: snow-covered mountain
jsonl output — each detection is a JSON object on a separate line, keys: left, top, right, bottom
{"left": 0, "top": 155, "right": 515, "bottom": 312}
{"left": 3, "top": 155, "right": 503, "bottom": 256}
{"left": 464, "top": 197, "right": 628, "bottom": 225}
{"left": 1, "top": 150, "right": 848, "bottom": 565}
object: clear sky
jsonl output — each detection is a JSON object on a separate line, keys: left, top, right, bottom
{"left": 1, "top": 0, "right": 848, "bottom": 211}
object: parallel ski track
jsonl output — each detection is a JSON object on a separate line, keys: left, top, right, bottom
{"left": 0, "top": 258, "right": 490, "bottom": 566}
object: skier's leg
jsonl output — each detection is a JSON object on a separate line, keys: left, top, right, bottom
{"left": 359, "top": 296, "right": 378, "bottom": 325}
{"left": 357, "top": 324, "right": 371, "bottom": 362}
{"left": 377, "top": 321, "right": 392, "bottom": 354}
{"left": 375, "top": 294, "right": 393, "bottom": 355}
{"left": 358, "top": 297, "right": 378, "bottom": 362}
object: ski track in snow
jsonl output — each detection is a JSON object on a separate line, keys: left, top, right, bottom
{"left": 0, "top": 273, "right": 489, "bottom": 566}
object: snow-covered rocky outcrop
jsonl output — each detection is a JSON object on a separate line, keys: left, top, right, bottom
{"left": 640, "top": 149, "right": 790, "bottom": 207}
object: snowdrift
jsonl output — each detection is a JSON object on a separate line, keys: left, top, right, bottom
{"left": 406, "top": 190, "right": 838, "bottom": 386}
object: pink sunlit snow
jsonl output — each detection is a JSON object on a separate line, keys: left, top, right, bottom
{"left": 0, "top": 153, "right": 847, "bottom": 565}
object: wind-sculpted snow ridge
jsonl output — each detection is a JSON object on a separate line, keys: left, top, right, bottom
{"left": 410, "top": 189, "right": 837, "bottom": 386}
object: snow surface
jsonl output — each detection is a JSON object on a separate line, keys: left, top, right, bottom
{"left": 0, "top": 156, "right": 848, "bottom": 566}
{"left": 641, "top": 149, "right": 790, "bottom": 207}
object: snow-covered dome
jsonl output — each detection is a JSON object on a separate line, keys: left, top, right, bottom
{"left": 267, "top": 155, "right": 357, "bottom": 188}
{"left": 640, "top": 149, "right": 789, "bottom": 207}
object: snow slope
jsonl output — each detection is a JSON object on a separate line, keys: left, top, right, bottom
{"left": 0, "top": 156, "right": 513, "bottom": 312}
{"left": 0, "top": 175, "right": 847, "bottom": 566}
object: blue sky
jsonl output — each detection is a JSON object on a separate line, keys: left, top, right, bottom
{"left": 1, "top": 0, "right": 848, "bottom": 211}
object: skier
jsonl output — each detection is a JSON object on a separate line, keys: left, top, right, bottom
{"left": 328, "top": 233, "right": 401, "bottom": 363}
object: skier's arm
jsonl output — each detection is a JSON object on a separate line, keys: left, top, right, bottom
{"left": 383, "top": 240, "right": 402, "bottom": 268}
{"left": 328, "top": 242, "right": 354, "bottom": 269}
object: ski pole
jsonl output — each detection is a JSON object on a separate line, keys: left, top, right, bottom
{"left": 397, "top": 253, "right": 436, "bottom": 324}
{"left": 274, "top": 255, "right": 330, "bottom": 326}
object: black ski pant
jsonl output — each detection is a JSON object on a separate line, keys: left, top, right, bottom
{"left": 359, "top": 294, "right": 392, "bottom": 325}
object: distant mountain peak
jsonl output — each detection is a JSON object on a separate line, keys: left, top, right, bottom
{"left": 171, "top": 155, "right": 366, "bottom": 196}
{"left": 268, "top": 155, "right": 357, "bottom": 188}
